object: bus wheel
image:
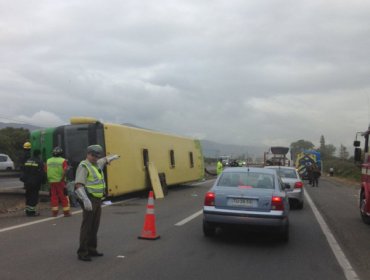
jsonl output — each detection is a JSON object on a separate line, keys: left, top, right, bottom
{"left": 158, "top": 173, "right": 168, "bottom": 196}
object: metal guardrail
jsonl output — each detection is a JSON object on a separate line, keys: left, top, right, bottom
{"left": 0, "top": 171, "right": 20, "bottom": 178}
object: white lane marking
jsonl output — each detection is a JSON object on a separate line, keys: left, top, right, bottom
{"left": 304, "top": 191, "right": 360, "bottom": 280}
{"left": 190, "top": 179, "right": 215, "bottom": 186}
{"left": 0, "top": 198, "right": 138, "bottom": 234}
{"left": 174, "top": 179, "right": 213, "bottom": 226}
{"left": 175, "top": 210, "right": 203, "bottom": 226}
{"left": 0, "top": 215, "right": 65, "bottom": 233}
{"left": 0, "top": 178, "right": 212, "bottom": 233}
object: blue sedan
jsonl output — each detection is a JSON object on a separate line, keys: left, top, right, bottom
{"left": 203, "top": 167, "right": 290, "bottom": 241}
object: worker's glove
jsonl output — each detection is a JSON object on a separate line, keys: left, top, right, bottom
{"left": 75, "top": 187, "right": 92, "bottom": 211}
{"left": 106, "top": 154, "right": 120, "bottom": 164}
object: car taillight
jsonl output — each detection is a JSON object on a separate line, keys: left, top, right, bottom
{"left": 271, "top": 196, "right": 284, "bottom": 210}
{"left": 204, "top": 192, "right": 215, "bottom": 206}
{"left": 294, "top": 181, "right": 303, "bottom": 189}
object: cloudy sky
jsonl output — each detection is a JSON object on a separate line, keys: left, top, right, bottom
{"left": 1, "top": 0, "right": 369, "bottom": 150}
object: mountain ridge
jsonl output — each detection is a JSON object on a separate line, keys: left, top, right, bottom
{"left": 0, "top": 122, "right": 267, "bottom": 159}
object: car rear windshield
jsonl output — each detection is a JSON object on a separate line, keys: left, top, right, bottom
{"left": 217, "top": 172, "right": 274, "bottom": 189}
{"left": 275, "top": 169, "right": 297, "bottom": 179}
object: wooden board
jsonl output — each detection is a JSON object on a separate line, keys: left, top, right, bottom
{"left": 148, "top": 162, "right": 164, "bottom": 199}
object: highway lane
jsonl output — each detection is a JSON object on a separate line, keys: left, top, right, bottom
{"left": 0, "top": 179, "right": 352, "bottom": 280}
{"left": 0, "top": 177, "right": 22, "bottom": 189}
{"left": 305, "top": 176, "right": 369, "bottom": 280}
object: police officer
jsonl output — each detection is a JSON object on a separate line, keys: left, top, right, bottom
{"left": 216, "top": 158, "right": 223, "bottom": 176}
{"left": 23, "top": 149, "right": 46, "bottom": 216}
{"left": 47, "top": 147, "right": 70, "bottom": 217}
{"left": 75, "top": 145, "right": 119, "bottom": 261}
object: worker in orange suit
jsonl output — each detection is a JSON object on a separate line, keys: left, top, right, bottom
{"left": 47, "top": 146, "right": 71, "bottom": 217}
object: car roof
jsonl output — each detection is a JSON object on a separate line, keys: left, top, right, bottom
{"left": 222, "top": 167, "right": 277, "bottom": 175}
{"left": 265, "top": 166, "right": 296, "bottom": 170}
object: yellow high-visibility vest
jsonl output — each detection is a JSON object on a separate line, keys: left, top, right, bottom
{"left": 216, "top": 161, "right": 223, "bottom": 175}
{"left": 80, "top": 160, "right": 105, "bottom": 198}
{"left": 47, "top": 157, "right": 65, "bottom": 183}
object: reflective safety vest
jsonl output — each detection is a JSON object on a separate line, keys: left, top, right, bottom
{"left": 216, "top": 161, "right": 223, "bottom": 175}
{"left": 80, "top": 160, "right": 106, "bottom": 198}
{"left": 47, "top": 157, "right": 65, "bottom": 183}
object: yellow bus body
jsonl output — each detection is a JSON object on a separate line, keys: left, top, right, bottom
{"left": 103, "top": 123, "right": 204, "bottom": 197}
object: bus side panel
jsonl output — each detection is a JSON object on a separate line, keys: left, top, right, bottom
{"left": 104, "top": 124, "right": 204, "bottom": 197}
{"left": 104, "top": 124, "right": 146, "bottom": 196}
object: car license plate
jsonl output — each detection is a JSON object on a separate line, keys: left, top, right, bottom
{"left": 227, "top": 198, "right": 257, "bottom": 208}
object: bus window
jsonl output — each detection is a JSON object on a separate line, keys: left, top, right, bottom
{"left": 189, "top": 152, "right": 194, "bottom": 168}
{"left": 143, "top": 149, "right": 149, "bottom": 168}
{"left": 64, "top": 125, "right": 90, "bottom": 168}
{"left": 170, "top": 150, "right": 175, "bottom": 168}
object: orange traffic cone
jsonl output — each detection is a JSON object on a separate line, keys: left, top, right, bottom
{"left": 138, "top": 191, "right": 160, "bottom": 240}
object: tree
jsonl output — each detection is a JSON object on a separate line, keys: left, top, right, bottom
{"left": 319, "top": 135, "right": 326, "bottom": 159}
{"left": 325, "top": 144, "right": 336, "bottom": 159}
{"left": 290, "top": 139, "right": 315, "bottom": 161}
{"left": 318, "top": 135, "right": 337, "bottom": 160}
{"left": 339, "top": 144, "right": 349, "bottom": 160}
{"left": 0, "top": 127, "right": 30, "bottom": 168}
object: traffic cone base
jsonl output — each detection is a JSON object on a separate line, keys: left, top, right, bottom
{"left": 138, "top": 234, "right": 160, "bottom": 240}
{"left": 138, "top": 191, "right": 160, "bottom": 240}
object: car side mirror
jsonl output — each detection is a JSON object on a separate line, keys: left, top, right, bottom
{"left": 283, "top": 183, "right": 290, "bottom": 190}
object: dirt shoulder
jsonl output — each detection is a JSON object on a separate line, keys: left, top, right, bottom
{"left": 322, "top": 174, "right": 360, "bottom": 189}
{"left": 0, "top": 190, "right": 51, "bottom": 217}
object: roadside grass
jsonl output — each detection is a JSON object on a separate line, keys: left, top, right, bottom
{"left": 323, "top": 159, "right": 361, "bottom": 182}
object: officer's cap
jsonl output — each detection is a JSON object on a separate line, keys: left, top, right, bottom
{"left": 87, "top": 145, "right": 103, "bottom": 156}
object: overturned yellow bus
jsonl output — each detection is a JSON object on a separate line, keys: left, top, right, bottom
{"left": 31, "top": 117, "right": 205, "bottom": 197}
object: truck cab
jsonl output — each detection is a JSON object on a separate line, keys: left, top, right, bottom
{"left": 354, "top": 126, "right": 370, "bottom": 224}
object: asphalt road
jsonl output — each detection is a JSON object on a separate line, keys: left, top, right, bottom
{"left": 0, "top": 177, "right": 367, "bottom": 280}
{"left": 0, "top": 177, "right": 21, "bottom": 190}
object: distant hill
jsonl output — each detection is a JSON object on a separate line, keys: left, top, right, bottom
{"left": 200, "top": 139, "right": 267, "bottom": 160}
{"left": 0, "top": 122, "right": 267, "bottom": 160}
{"left": 0, "top": 122, "right": 41, "bottom": 131}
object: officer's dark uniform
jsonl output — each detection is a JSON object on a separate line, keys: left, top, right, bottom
{"left": 20, "top": 148, "right": 31, "bottom": 188}
{"left": 312, "top": 166, "right": 321, "bottom": 187}
{"left": 23, "top": 150, "right": 46, "bottom": 216}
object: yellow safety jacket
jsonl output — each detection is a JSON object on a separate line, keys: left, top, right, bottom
{"left": 80, "top": 160, "right": 106, "bottom": 198}
{"left": 216, "top": 161, "right": 223, "bottom": 175}
{"left": 47, "top": 157, "right": 65, "bottom": 183}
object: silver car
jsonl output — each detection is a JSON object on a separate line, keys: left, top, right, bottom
{"left": 203, "top": 167, "right": 290, "bottom": 241}
{"left": 265, "top": 166, "right": 304, "bottom": 209}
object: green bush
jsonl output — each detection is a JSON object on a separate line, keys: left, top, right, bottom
{"left": 323, "top": 159, "right": 361, "bottom": 181}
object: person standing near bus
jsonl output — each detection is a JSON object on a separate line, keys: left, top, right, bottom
{"left": 216, "top": 158, "right": 223, "bottom": 176}
{"left": 74, "top": 145, "right": 119, "bottom": 261}
{"left": 23, "top": 149, "right": 45, "bottom": 216}
{"left": 20, "top": 141, "right": 32, "bottom": 188}
{"left": 47, "top": 146, "right": 70, "bottom": 217}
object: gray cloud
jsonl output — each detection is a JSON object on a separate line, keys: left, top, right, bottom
{"left": 1, "top": 0, "right": 370, "bottom": 152}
